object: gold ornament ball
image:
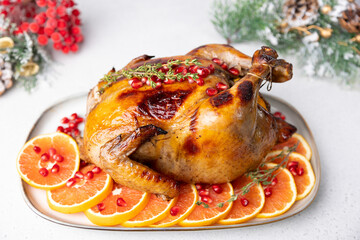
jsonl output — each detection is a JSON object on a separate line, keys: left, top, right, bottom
{"left": 320, "top": 29, "right": 332, "bottom": 38}
{"left": 321, "top": 5, "right": 332, "bottom": 14}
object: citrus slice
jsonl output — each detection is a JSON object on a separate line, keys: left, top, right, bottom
{"left": 179, "top": 183, "right": 234, "bottom": 227}
{"left": 84, "top": 183, "right": 150, "bottom": 226}
{"left": 121, "top": 194, "right": 178, "bottom": 227}
{"left": 257, "top": 163, "right": 297, "bottom": 218}
{"left": 218, "top": 176, "right": 265, "bottom": 225}
{"left": 150, "top": 183, "right": 198, "bottom": 228}
{"left": 266, "top": 151, "right": 316, "bottom": 200}
{"left": 16, "top": 132, "right": 80, "bottom": 190}
{"left": 47, "top": 164, "right": 113, "bottom": 214}
{"left": 272, "top": 133, "right": 312, "bottom": 160}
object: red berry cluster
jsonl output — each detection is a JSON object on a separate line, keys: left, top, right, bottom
{"left": 195, "top": 183, "right": 224, "bottom": 205}
{"left": 287, "top": 161, "right": 304, "bottom": 177}
{"left": 0, "top": 0, "right": 83, "bottom": 54}
{"left": 56, "top": 113, "right": 84, "bottom": 138}
{"left": 67, "top": 165, "right": 102, "bottom": 187}
{"left": 33, "top": 145, "right": 66, "bottom": 177}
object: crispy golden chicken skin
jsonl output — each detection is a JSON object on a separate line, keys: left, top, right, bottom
{"left": 83, "top": 44, "right": 296, "bottom": 199}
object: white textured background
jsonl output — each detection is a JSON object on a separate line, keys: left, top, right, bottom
{"left": 1, "top": 0, "right": 360, "bottom": 239}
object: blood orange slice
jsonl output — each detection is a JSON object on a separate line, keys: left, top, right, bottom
{"left": 218, "top": 176, "right": 265, "bottom": 225}
{"left": 84, "top": 183, "right": 150, "bottom": 226}
{"left": 272, "top": 133, "right": 312, "bottom": 160}
{"left": 16, "top": 132, "right": 80, "bottom": 190}
{"left": 266, "top": 151, "right": 316, "bottom": 200}
{"left": 179, "top": 183, "right": 234, "bottom": 227}
{"left": 257, "top": 163, "right": 296, "bottom": 218}
{"left": 47, "top": 164, "right": 113, "bottom": 214}
{"left": 121, "top": 194, "right": 178, "bottom": 227}
{"left": 150, "top": 184, "right": 198, "bottom": 228}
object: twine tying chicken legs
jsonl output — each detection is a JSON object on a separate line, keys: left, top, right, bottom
{"left": 247, "top": 64, "right": 273, "bottom": 91}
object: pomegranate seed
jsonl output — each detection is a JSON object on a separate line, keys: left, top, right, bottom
{"left": 264, "top": 187, "right": 272, "bottom": 197}
{"left": 170, "top": 206, "right": 180, "bottom": 216}
{"left": 206, "top": 88, "right": 218, "bottom": 96}
{"left": 51, "top": 164, "right": 60, "bottom": 173}
{"left": 201, "top": 196, "right": 213, "bottom": 204}
{"left": 164, "top": 78, "right": 175, "bottom": 84}
{"left": 188, "top": 65, "right": 198, "bottom": 73}
{"left": 158, "top": 66, "right": 169, "bottom": 73}
{"left": 92, "top": 167, "right": 102, "bottom": 174}
{"left": 33, "top": 146, "right": 41, "bottom": 153}
{"left": 37, "top": 35, "right": 48, "bottom": 46}
{"left": 208, "top": 64, "right": 215, "bottom": 73}
{"left": 240, "top": 198, "right": 249, "bottom": 207}
{"left": 97, "top": 203, "right": 105, "bottom": 211}
{"left": 48, "top": 148, "right": 56, "bottom": 158}
{"left": 57, "top": 126, "right": 64, "bottom": 132}
{"left": 131, "top": 79, "right": 144, "bottom": 89}
{"left": 221, "top": 63, "right": 228, "bottom": 70}
{"left": 67, "top": 178, "right": 76, "bottom": 187}
{"left": 70, "top": 113, "right": 78, "bottom": 120}
{"left": 274, "top": 111, "right": 286, "bottom": 120}
{"left": 196, "top": 78, "right": 204, "bottom": 86}
{"left": 216, "top": 82, "right": 228, "bottom": 91}
{"left": 199, "top": 189, "right": 210, "bottom": 197}
{"left": 289, "top": 166, "right": 297, "bottom": 176}
{"left": 54, "top": 154, "right": 64, "bottom": 162}
{"left": 73, "top": 129, "right": 80, "bottom": 137}
{"left": 197, "top": 68, "right": 209, "bottom": 78}
{"left": 64, "top": 127, "right": 71, "bottom": 134}
{"left": 41, "top": 153, "right": 50, "bottom": 161}
{"left": 75, "top": 117, "right": 84, "bottom": 124}
{"left": 297, "top": 167, "right": 304, "bottom": 176}
{"left": 141, "top": 77, "right": 148, "bottom": 83}
{"left": 271, "top": 177, "right": 278, "bottom": 186}
{"left": 212, "top": 58, "right": 222, "bottom": 65}
{"left": 212, "top": 184, "right": 223, "bottom": 194}
{"left": 174, "top": 66, "right": 185, "bottom": 74}
{"left": 75, "top": 171, "right": 84, "bottom": 179}
{"left": 69, "top": 122, "right": 77, "bottom": 128}
{"left": 116, "top": 198, "right": 127, "bottom": 207}
{"left": 155, "top": 82, "right": 162, "bottom": 89}
{"left": 228, "top": 67, "right": 240, "bottom": 76}
{"left": 80, "top": 160, "right": 87, "bottom": 167}
{"left": 187, "top": 77, "right": 195, "bottom": 84}
{"left": 288, "top": 161, "right": 299, "bottom": 169}
{"left": 151, "top": 75, "right": 160, "bottom": 82}
{"left": 195, "top": 184, "right": 203, "bottom": 190}
{"left": 39, "top": 168, "right": 48, "bottom": 177}
{"left": 61, "top": 117, "right": 69, "bottom": 124}
{"left": 85, "top": 171, "right": 94, "bottom": 180}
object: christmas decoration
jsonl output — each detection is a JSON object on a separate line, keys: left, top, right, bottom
{"left": 212, "top": 0, "right": 360, "bottom": 88}
{"left": 0, "top": 0, "right": 84, "bottom": 95}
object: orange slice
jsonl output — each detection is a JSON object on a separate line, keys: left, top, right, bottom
{"left": 257, "top": 163, "right": 296, "bottom": 218}
{"left": 121, "top": 194, "right": 178, "bottom": 227}
{"left": 266, "top": 151, "right": 316, "bottom": 200}
{"left": 218, "top": 176, "right": 265, "bottom": 225}
{"left": 272, "top": 133, "right": 312, "bottom": 160}
{"left": 47, "top": 164, "right": 113, "bottom": 214}
{"left": 150, "top": 183, "right": 198, "bottom": 228}
{"left": 84, "top": 183, "right": 150, "bottom": 226}
{"left": 17, "top": 132, "right": 80, "bottom": 190}
{"left": 179, "top": 183, "right": 234, "bottom": 227}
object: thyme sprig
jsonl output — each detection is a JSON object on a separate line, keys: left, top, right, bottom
{"left": 196, "top": 142, "right": 299, "bottom": 209}
{"left": 99, "top": 58, "right": 202, "bottom": 93}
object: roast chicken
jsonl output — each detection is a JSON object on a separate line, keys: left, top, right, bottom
{"left": 83, "top": 44, "right": 296, "bottom": 199}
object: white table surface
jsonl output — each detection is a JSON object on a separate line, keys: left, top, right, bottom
{"left": 1, "top": 0, "right": 360, "bottom": 239}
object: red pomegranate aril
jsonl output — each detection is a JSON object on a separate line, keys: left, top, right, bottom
{"left": 54, "top": 154, "right": 64, "bottom": 162}
{"left": 158, "top": 66, "right": 169, "bottom": 73}
{"left": 188, "top": 65, "right": 198, "bottom": 73}
{"left": 155, "top": 82, "right": 162, "bottom": 89}
{"left": 297, "top": 167, "right": 304, "bottom": 176}
{"left": 73, "top": 129, "right": 80, "bottom": 137}
{"left": 92, "top": 166, "right": 102, "bottom": 174}
{"left": 75, "top": 117, "right": 84, "bottom": 124}
{"left": 75, "top": 171, "right": 84, "bottom": 179}
{"left": 264, "top": 187, "right": 272, "bottom": 197}
{"left": 174, "top": 66, "right": 185, "bottom": 74}
{"left": 57, "top": 126, "right": 64, "bottom": 132}
{"left": 206, "top": 88, "right": 218, "bottom": 96}
{"left": 70, "top": 113, "right": 78, "bottom": 120}
{"left": 288, "top": 161, "right": 299, "bottom": 169}
{"left": 97, "top": 203, "right": 105, "bottom": 211}
{"left": 48, "top": 148, "right": 56, "bottom": 157}
{"left": 240, "top": 198, "right": 249, "bottom": 207}
{"left": 164, "top": 78, "right": 175, "bottom": 84}
{"left": 271, "top": 177, "right": 278, "bottom": 186}
{"left": 197, "top": 68, "right": 209, "bottom": 78}
{"left": 212, "top": 58, "right": 222, "bottom": 65}
{"left": 201, "top": 196, "right": 213, "bottom": 204}
{"left": 33, "top": 146, "right": 41, "bottom": 153}
{"left": 199, "top": 189, "right": 210, "bottom": 197}
{"left": 221, "top": 63, "right": 228, "bottom": 70}
{"left": 170, "top": 206, "right": 180, "bottom": 216}
{"left": 80, "top": 160, "right": 87, "bottom": 167}
{"left": 116, "top": 197, "right": 127, "bottom": 207}
{"left": 211, "top": 184, "right": 223, "bottom": 194}
{"left": 85, "top": 171, "right": 94, "bottom": 180}
{"left": 216, "top": 82, "right": 228, "bottom": 91}
{"left": 131, "top": 79, "right": 144, "bottom": 89}
{"left": 41, "top": 153, "right": 50, "bottom": 161}
{"left": 39, "top": 168, "right": 48, "bottom": 177}
{"left": 187, "top": 77, "right": 195, "bottom": 84}
{"left": 66, "top": 178, "right": 76, "bottom": 187}
{"left": 195, "top": 183, "right": 203, "bottom": 190}
{"left": 208, "top": 64, "right": 215, "bottom": 73}
{"left": 274, "top": 111, "right": 286, "bottom": 120}
{"left": 229, "top": 67, "right": 240, "bottom": 76}
{"left": 68, "top": 122, "right": 77, "bottom": 129}
{"left": 51, "top": 164, "right": 60, "bottom": 173}
{"left": 61, "top": 117, "right": 69, "bottom": 124}
{"left": 151, "top": 75, "right": 160, "bottom": 82}
{"left": 64, "top": 127, "right": 71, "bottom": 134}
{"left": 196, "top": 78, "right": 204, "bottom": 86}
{"left": 141, "top": 77, "right": 148, "bottom": 83}
{"left": 289, "top": 166, "right": 297, "bottom": 176}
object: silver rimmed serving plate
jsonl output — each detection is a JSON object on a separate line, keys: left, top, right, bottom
{"left": 20, "top": 93, "right": 320, "bottom": 231}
